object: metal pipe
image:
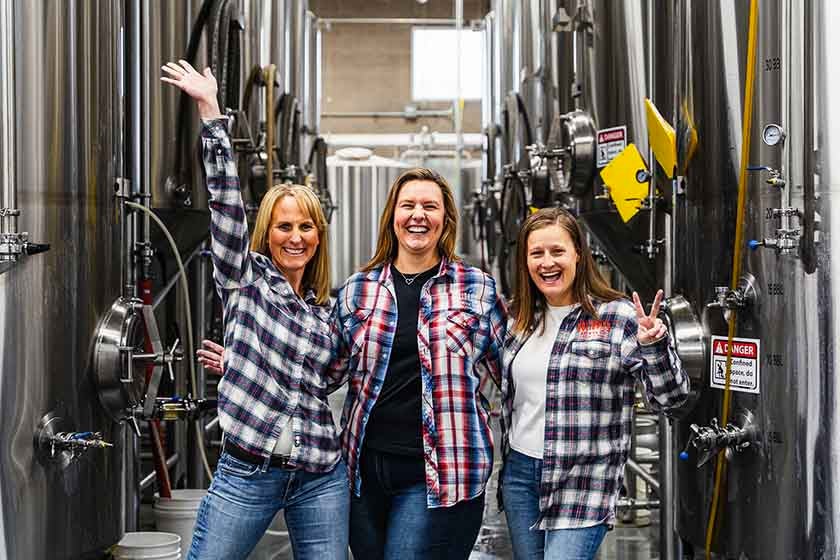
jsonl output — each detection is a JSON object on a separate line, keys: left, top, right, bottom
{"left": 321, "top": 109, "right": 454, "bottom": 120}
{"left": 626, "top": 458, "right": 661, "bottom": 493}
{"left": 324, "top": 131, "right": 484, "bottom": 148}
{"left": 801, "top": 0, "right": 817, "bottom": 273}
{"left": 646, "top": 0, "right": 658, "bottom": 260}
{"left": 189, "top": 245, "right": 209, "bottom": 487}
{"left": 204, "top": 415, "right": 220, "bottom": 433}
{"left": 617, "top": 498, "right": 661, "bottom": 510}
{"left": 320, "top": 17, "right": 456, "bottom": 26}
{"left": 660, "top": 415, "right": 678, "bottom": 560}
{"left": 140, "top": 453, "right": 181, "bottom": 490}
{"left": 152, "top": 242, "right": 207, "bottom": 310}
{"left": 0, "top": 0, "right": 16, "bottom": 246}
{"left": 454, "top": 0, "right": 464, "bottom": 206}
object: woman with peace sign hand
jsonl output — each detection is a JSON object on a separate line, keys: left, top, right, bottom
{"left": 498, "top": 207, "right": 688, "bottom": 559}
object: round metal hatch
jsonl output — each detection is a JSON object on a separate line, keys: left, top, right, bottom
{"left": 559, "top": 110, "right": 597, "bottom": 196}
{"left": 91, "top": 297, "right": 147, "bottom": 421}
{"left": 661, "top": 294, "right": 707, "bottom": 417}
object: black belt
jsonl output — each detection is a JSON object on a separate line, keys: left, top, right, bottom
{"left": 224, "top": 439, "right": 296, "bottom": 470}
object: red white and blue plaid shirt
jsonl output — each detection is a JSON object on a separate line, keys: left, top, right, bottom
{"left": 330, "top": 259, "right": 506, "bottom": 507}
{"left": 203, "top": 119, "right": 341, "bottom": 472}
{"left": 501, "top": 299, "right": 688, "bottom": 529}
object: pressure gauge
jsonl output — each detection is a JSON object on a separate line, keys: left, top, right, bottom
{"left": 762, "top": 123, "right": 786, "bottom": 147}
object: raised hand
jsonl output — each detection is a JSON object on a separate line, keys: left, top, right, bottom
{"left": 160, "top": 60, "right": 222, "bottom": 120}
{"left": 196, "top": 339, "right": 225, "bottom": 376}
{"left": 632, "top": 289, "right": 668, "bottom": 345}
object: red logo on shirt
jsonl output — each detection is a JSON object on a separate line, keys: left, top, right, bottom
{"left": 577, "top": 320, "right": 611, "bottom": 338}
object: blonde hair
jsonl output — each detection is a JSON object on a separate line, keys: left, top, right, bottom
{"left": 362, "top": 168, "right": 460, "bottom": 271}
{"left": 250, "top": 184, "right": 331, "bottom": 304}
{"left": 510, "top": 207, "right": 623, "bottom": 335}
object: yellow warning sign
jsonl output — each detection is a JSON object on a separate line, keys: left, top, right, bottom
{"left": 599, "top": 143, "right": 649, "bottom": 223}
{"left": 645, "top": 98, "right": 676, "bottom": 178}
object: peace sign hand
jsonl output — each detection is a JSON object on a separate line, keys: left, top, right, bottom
{"left": 160, "top": 60, "right": 222, "bottom": 120}
{"left": 632, "top": 289, "right": 668, "bottom": 345}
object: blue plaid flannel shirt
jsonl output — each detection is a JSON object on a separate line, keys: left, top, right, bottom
{"left": 500, "top": 298, "right": 688, "bottom": 529}
{"left": 202, "top": 119, "right": 341, "bottom": 472}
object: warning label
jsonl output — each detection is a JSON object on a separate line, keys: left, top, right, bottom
{"left": 596, "top": 126, "right": 627, "bottom": 168}
{"left": 710, "top": 336, "right": 760, "bottom": 394}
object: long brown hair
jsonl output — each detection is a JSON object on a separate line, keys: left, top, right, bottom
{"left": 510, "top": 207, "right": 623, "bottom": 335}
{"left": 362, "top": 167, "right": 460, "bottom": 271}
{"left": 250, "top": 184, "right": 331, "bottom": 305}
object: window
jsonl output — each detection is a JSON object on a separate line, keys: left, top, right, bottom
{"left": 411, "top": 28, "right": 483, "bottom": 101}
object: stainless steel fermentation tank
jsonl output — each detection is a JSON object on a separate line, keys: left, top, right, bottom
{"left": 327, "top": 154, "right": 408, "bottom": 287}
{"left": 0, "top": 2, "right": 126, "bottom": 558}
{"left": 0, "top": 0, "right": 319, "bottom": 557}
{"left": 672, "top": 1, "right": 840, "bottom": 558}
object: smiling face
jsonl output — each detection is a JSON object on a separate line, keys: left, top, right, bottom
{"left": 392, "top": 179, "right": 445, "bottom": 263}
{"left": 526, "top": 224, "right": 580, "bottom": 307}
{"left": 267, "top": 195, "right": 320, "bottom": 278}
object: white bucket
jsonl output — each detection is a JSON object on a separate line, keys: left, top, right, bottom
{"left": 114, "top": 532, "right": 181, "bottom": 559}
{"left": 154, "top": 489, "right": 207, "bottom": 555}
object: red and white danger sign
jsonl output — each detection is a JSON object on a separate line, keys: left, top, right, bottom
{"left": 710, "top": 336, "right": 761, "bottom": 394}
{"left": 596, "top": 126, "right": 627, "bottom": 168}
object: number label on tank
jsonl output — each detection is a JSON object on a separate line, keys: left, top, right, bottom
{"left": 764, "top": 57, "right": 781, "bottom": 72}
{"left": 767, "top": 282, "right": 785, "bottom": 296}
{"left": 766, "top": 353, "right": 784, "bottom": 367}
{"left": 710, "top": 336, "right": 761, "bottom": 394}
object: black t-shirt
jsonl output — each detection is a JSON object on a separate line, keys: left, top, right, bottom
{"left": 363, "top": 263, "right": 439, "bottom": 456}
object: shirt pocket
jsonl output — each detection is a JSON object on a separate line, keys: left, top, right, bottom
{"left": 444, "top": 308, "right": 482, "bottom": 357}
{"left": 345, "top": 308, "right": 374, "bottom": 370}
{"left": 566, "top": 340, "right": 613, "bottom": 383}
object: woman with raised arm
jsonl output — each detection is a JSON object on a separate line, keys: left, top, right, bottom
{"left": 162, "top": 60, "right": 348, "bottom": 560}
{"left": 331, "top": 168, "right": 506, "bottom": 559}
{"left": 500, "top": 207, "right": 688, "bottom": 559}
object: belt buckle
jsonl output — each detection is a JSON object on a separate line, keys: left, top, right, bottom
{"left": 275, "top": 454, "right": 292, "bottom": 469}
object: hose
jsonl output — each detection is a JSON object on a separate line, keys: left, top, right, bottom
{"left": 264, "top": 65, "right": 277, "bottom": 190}
{"left": 703, "top": 1, "right": 759, "bottom": 556}
{"left": 125, "top": 201, "right": 214, "bottom": 481}
{"left": 174, "top": 0, "right": 242, "bottom": 198}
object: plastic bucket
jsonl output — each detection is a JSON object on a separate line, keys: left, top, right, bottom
{"left": 114, "top": 532, "right": 181, "bottom": 559}
{"left": 154, "top": 489, "right": 207, "bottom": 555}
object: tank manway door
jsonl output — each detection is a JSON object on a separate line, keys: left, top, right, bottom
{"left": 91, "top": 297, "right": 184, "bottom": 435}
{"left": 660, "top": 295, "right": 706, "bottom": 417}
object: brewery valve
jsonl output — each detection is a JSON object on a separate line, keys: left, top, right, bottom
{"left": 151, "top": 396, "right": 218, "bottom": 422}
{"left": 0, "top": 207, "right": 51, "bottom": 275}
{"left": 706, "top": 273, "right": 758, "bottom": 323}
{"left": 748, "top": 228, "right": 801, "bottom": 255}
{"left": 678, "top": 413, "right": 757, "bottom": 468}
{"left": 747, "top": 165, "right": 786, "bottom": 189}
{"left": 46, "top": 431, "right": 113, "bottom": 460}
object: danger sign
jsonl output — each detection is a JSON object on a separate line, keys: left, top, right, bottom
{"left": 710, "top": 336, "right": 760, "bottom": 394}
{"left": 596, "top": 126, "right": 627, "bottom": 168}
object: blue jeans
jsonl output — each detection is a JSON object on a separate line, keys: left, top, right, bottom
{"left": 502, "top": 449, "right": 608, "bottom": 560}
{"left": 349, "top": 447, "right": 485, "bottom": 559}
{"left": 187, "top": 452, "right": 350, "bottom": 560}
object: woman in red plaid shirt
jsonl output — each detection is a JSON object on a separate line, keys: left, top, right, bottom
{"left": 500, "top": 207, "right": 688, "bottom": 559}
{"left": 329, "top": 168, "right": 507, "bottom": 559}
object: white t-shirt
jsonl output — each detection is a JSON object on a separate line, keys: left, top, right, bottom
{"left": 509, "top": 304, "right": 574, "bottom": 459}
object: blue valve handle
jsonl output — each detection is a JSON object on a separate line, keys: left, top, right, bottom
{"left": 748, "top": 239, "right": 762, "bottom": 251}
{"left": 679, "top": 451, "right": 689, "bottom": 461}
{"left": 747, "top": 165, "right": 772, "bottom": 172}
{"left": 70, "top": 432, "right": 93, "bottom": 440}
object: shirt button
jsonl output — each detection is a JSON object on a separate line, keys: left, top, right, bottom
{"left": 294, "top": 436, "right": 301, "bottom": 447}
{"left": 216, "top": 148, "right": 223, "bottom": 155}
